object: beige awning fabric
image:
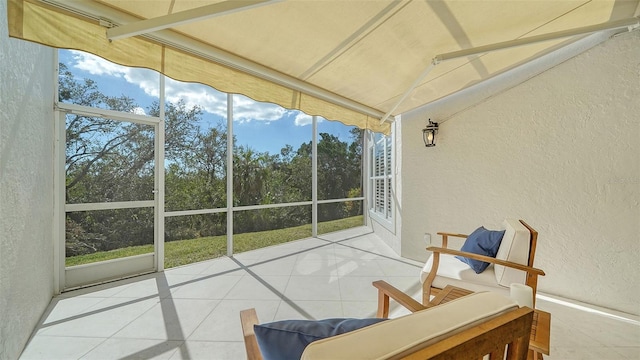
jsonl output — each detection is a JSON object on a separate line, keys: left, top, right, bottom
{"left": 7, "top": 0, "right": 640, "bottom": 134}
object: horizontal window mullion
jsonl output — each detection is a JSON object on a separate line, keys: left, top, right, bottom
{"left": 233, "top": 201, "right": 312, "bottom": 212}
{"left": 317, "top": 197, "right": 364, "bottom": 204}
{"left": 57, "top": 103, "right": 161, "bottom": 125}
{"left": 65, "top": 200, "right": 154, "bottom": 212}
{"left": 164, "top": 208, "right": 227, "bottom": 217}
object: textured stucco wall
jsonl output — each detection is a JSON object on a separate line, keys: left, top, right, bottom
{"left": 0, "top": 1, "right": 55, "bottom": 358}
{"left": 401, "top": 30, "right": 640, "bottom": 315}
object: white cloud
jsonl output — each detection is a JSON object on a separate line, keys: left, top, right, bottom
{"left": 232, "top": 95, "right": 289, "bottom": 123}
{"left": 70, "top": 50, "right": 160, "bottom": 97}
{"left": 294, "top": 113, "right": 312, "bottom": 126}
{"left": 293, "top": 112, "right": 324, "bottom": 126}
{"left": 131, "top": 107, "right": 146, "bottom": 115}
{"left": 165, "top": 78, "right": 227, "bottom": 117}
{"left": 69, "top": 51, "right": 292, "bottom": 124}
{"left": 124, "top": 70, "right": 161, "bottom": 98}
{"left": 71, "top": 51, "right": 127, "bottom": 77}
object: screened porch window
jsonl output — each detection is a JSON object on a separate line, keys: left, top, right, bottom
{"left": 56, "top": 49, "right": 367, "bottom": 286}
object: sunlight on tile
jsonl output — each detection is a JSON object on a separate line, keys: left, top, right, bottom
{"left": 19, "top": 227, "right": 640, "bottom": 359}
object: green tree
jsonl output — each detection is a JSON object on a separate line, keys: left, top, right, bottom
{"left": 61, "top": 63, "right": 206, "bottom": 255}
{"left": 61, "top": 59, "right": 364, "bottom": 256}
{"left": 233, "top": 146, "right": 270, "bottom": 206}
{"left": 291, "top": 131, "right": 363, "bottom": 222}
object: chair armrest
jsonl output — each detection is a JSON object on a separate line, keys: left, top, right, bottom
{"left": 436, "top": 232, "right": 468, "bottom": 249}
{"left": 436, "top": 232, "right": 469, "bottom": 239}
{"left": 240, "top": 308, "right": 264, "bottom": 360}
{"left": 426, "top": 246, "right": 546, "bottom": 276}
{"left": 372, "top": 280, "right": 426, "bottom": 318}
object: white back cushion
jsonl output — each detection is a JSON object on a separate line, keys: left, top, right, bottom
{"left": 301, "top": 292, "right": 518, "bottom": 360}
{"left": 494, "top": 219, "right": 531, "bottom": 287}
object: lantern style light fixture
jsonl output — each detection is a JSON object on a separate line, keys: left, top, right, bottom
{"left": 422, "top": 119, "right": 439, "bottom": 147}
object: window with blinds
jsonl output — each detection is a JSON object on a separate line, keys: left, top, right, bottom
{"left": 369, "top": 131, "right": 393, "bottom": 226}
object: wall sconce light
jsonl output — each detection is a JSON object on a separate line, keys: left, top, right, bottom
{"left": 422, "top": 119, "right": 439, "bottom": 147}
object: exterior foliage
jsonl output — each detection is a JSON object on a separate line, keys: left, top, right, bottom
{"left": 61, "top": 64, "right": 363, "bottom": 257}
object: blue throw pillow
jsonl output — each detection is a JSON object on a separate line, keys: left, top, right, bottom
{"left": 455, "top": 226, "right": 505, "bottom": 274}
{"left": 254, "top": 317, "right": 387, "bottom": 360}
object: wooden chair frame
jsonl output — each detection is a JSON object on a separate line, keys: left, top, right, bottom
{"left": 241, "top": 293, "right": 533, "bottom": 360}
{"left": 240, "top": 308, "right": 264, "bottom": 360}
{"left": 388, "top": 306, "right": 533, "bottom": 360}
{"left": 422, "top": 220, "right": 545, "bottom": 306}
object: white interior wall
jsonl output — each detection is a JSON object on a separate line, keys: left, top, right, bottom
{"left": 400, "top": 30, "right": 640, "bottom": 315}
{"left": 0, "top": 1, "right": 56, "bottom": 358}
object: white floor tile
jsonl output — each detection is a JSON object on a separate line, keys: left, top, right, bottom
{"left": 274, "top": 300, "right": 345, "bottom": 320}
{"left": 40, "top": 297, "right": 107, "bottom": 325}
{"left": 334, "top": 247, "right": 382, "bottom": 261}
{"left": 294, "top": 237, "right": 337, "bottom": 248}
{"left": 230, "top": 249, "right": 263, "bottom": 261}
{"left": 609, "top": 346, "right": 640, "bottom": 359}
{"left": 338, "top": 276, "right": 383, "bottom": 301}
{"left": 294, "top": 246, "right": 336, "bottom": 261}
{"left": 341, "top": 300, "right": 380, "bottom": 318}
{"left": 80, "top": 338, "right": 182, "bottom": 359}
{"left": 292, "top": 259, "right": 338, "bottom": 276}
{"left": 169, "top": 341, "right": 246, "bottom": 360}
{"left": 335, "top": 258, "right": 385, "bottom": 277}
{"left": 224, "top": 275, "right": 290, "bottom": 300}
{"left": 284, "top": 276, "right": 342, "bottom": 301}
{"left": 248, "top": 256, "right": 297, "bottom": 276}
{"left": 111, "top": 274, "right": 196, "bottom": 299}
{"left": 374, "top": 258, "right": 423, "bottom": 276}
{"left": 377, "top": 276, "right": 424, "bottom": 300}
{"left": 18, "top": 228, "right": 640, "bottom": 360}
{"left": 198, "top": 257, "right": 246, "bottom": 276}
{"left": 296, "top": 251, "right": 339, "bottom": 265}
{"left": 188, "top": 299, "right": 280, "bottom": 342}
{"left": 112, "top": 299, "right": 220, "bottom": 340}
{"left": 19, "top": 336, "right": 105, "bottom": 360}
{"left": 548, "top": 345, "right": 628, "bottom": 360}
{"left": 167, "top": 261, "right": 216, "bottom": 275}
{"left": 171, "top": 275, "right": 242, "bottom": 300}
{"left": 38, "top": 297, "right": 159, "bottom": 337}
{"left": 253, "top": 247, "right": 302, "bottom": 261}
{"left": 570, "top": 315, "right": 640, "bottom": 347}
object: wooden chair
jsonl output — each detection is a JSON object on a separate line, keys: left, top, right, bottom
{"left": 240, "top": 291, "right": 533, "bottom": 360}
{"left": 421, "top": 219, "right": 545, "bottom": 306}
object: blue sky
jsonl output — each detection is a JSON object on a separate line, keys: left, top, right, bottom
{"left": 59, "top": 50, "right": 357, "bottom": 155}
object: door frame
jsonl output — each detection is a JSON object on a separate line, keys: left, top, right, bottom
{"left": 54, "top": 102, "right": 163, "bottom": 291}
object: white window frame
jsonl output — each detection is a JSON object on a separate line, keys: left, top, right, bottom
{"left": 367, "top": 130, "right": 394, "bottom": 232}
{"left": 53, "top": 50, "right": 369, "bottom": 291}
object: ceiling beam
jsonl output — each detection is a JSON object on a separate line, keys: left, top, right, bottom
{"left": 379, "top": 16, "right": 640, "bottom": 124}
{"left": 107, "top": 0, "right": 282, "bottom": 41}
{"left": 433, "top": 16, "right": 640, "bottom": 63}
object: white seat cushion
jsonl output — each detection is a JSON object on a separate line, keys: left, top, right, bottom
{"left": 420, "top": 219, "right": 531, "bottom": 294}
{"left": 494, "top": 219, "right": 530, "bottom": 287}
{"left": 421, "top": 254, "right": 509, "bottom": 294}
{"left": 301, "top": 292, "right": 518, "bottom": 360}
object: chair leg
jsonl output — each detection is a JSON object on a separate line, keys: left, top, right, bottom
{"left": 423, "top": 286, "right": 442, "bottom": 305}
{"left": 377, "top": 288, "right": 390, "bottom": 318}
{"left": 527, "top": 349, "right": 544, "bottom": 360}
{"left": 240, "top": 309, "right": 263, "bottom": 360}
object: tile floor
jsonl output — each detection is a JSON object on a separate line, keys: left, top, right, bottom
{"left": 20, "top": 227, "right": 640, "bottom": 359}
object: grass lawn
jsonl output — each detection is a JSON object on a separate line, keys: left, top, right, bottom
{"left": 66, "top": 215, "right": 364, "bottom": 268}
